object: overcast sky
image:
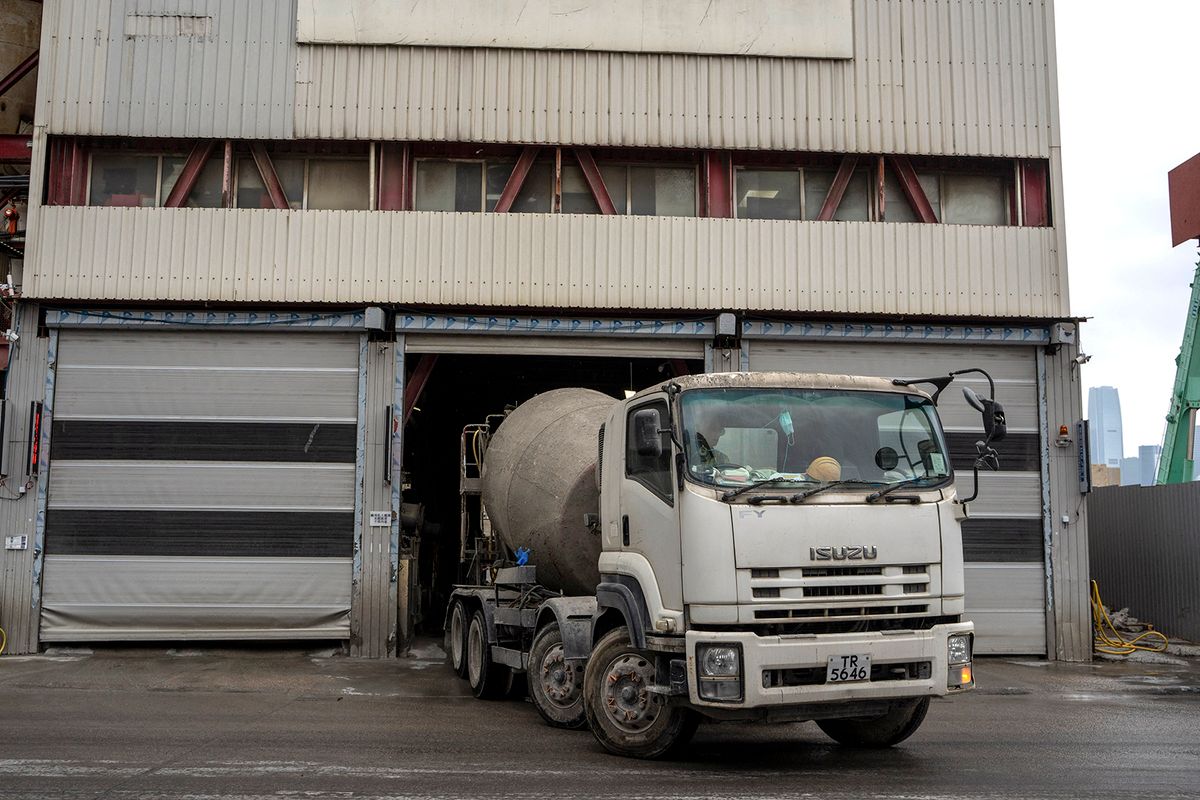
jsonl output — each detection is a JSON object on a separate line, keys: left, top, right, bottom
{"left": 1056, "top": 0, "right": 1200, "bottom": 458}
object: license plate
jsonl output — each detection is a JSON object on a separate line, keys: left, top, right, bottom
{"left": 826, "top": 654, "right": 871, "bottom": 683}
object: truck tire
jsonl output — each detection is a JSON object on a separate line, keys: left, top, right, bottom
{"left": 583, "top": 626, "right": 699, "bottom": 758}
{"left": 528, "top": 623, "right": 587, "bottom": 729}
{"left": 816, "top": 697, "right": 930, "bottom": 748}
{"left": 446, "top": 600, "right": 468, "bottom": 678}
{"left": 466, "top": 609, "right": 509, "bottom": 699}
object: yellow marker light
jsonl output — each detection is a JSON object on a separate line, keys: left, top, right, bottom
{"left": 959, "top": 665, "right": 973, "bottom": 685}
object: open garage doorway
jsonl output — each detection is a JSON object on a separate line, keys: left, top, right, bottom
{"left": 401, "top": 351, "right": 702, "bottom": 634}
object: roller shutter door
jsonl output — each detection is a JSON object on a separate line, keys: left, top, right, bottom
{"left": 41, "top": 330, "right": 359, "bottom": 641}
{"left": 749, "top": 341, "right": 1046, "bottom": 655}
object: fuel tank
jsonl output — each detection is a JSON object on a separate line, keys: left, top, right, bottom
{"left": 480, "top": 388, "right": 615, "bottom": 596}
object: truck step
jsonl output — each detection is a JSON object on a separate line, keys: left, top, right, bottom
{"left": 493, "top": 607, "right": 538, "bottom": 628}
{"left": 492, "top": 646, "right": 527, "bottom": 670}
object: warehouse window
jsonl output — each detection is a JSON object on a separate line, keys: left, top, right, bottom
{"left": 160, "top": 156, "right": 224, "bottom": 208}
{"left": 235, "top": 157, "right": 368, "bottom": 210}
{"left": 308, "top": 159, "right": 371, "bottom": 210}
{"left": 413, "top": 158, "right": 553, "bottom": 213}
{"left": 236, "top": 158, "right": 303, "bottom": 209}
{"left": 89, "top": 154, "right": 160, "bottom": 207}
{"left": 734, "top": 169, "right": 803, "bottom": 220}
{"left": 415, "top": 161, "right": 483, "bottom": 212}
{"left": 941, "top": 174, "right": 1008, "bottom": 225}
{"left": 414, "top": 158, "right": 696, "bottom": 217}
{"left": 804, "top": 168, "right": 872, "bottom": 221}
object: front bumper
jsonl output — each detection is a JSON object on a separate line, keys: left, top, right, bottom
{"left": 685, "top": 621, "right": 974, "bottom": 710}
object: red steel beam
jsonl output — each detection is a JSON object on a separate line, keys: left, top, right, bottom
{"left": 887, "top": 155, "right": 938, "bottom": 223}
{"left": 403, "top": 355, "right": 438, "bottom": 424}
{"left": 220, "top": 140, "right": 234, "bottom": 208}
{"left": 492, "top": 146, "right": 541, "bottom": 213}
{"left": 377, "top": 142, "right": 411, "bottom": 211}
{"left": 68, "top": 139, "right": 87, "bottom": 205}
{"left": 815, "top": 155, "right": 859, "bottom": 221}
{"left": 703, "top": 151, "right": 733, "bottom": 218}
{"left": 0, "top": 134, "right": 32, "bottom": 163}
{"left": 571, "top": 147, "right": 616, "bottom": 215}
{"left": 0, "top": 50, "right": 38, "bottom": 98}
{"left": 163, "top": 140, "right": 216, "bottom": 208}
{"left": 1019, "top": 159, "right": 1050, "bottom": 228}
{"left": 249, "top": 142, "right": 290, "bottom": 209}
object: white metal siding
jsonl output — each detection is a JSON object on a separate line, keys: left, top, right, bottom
{"left": 295, "top": 0, "right": 1055, "bottom": 158}
{"left": 26, "top": 207, "right": 1067, "bottom": 318}
{"left": 36, "top": 0, "right": 296, "bottom": 138}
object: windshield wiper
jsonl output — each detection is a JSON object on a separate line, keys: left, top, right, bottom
{"left": 721, "top": 476, "right": 807, "bottom": 501}
{"left": 790, "top": 480, "right": 882, "bottom": 503}
{"left": 865, "top": 477, "right": 942, "bottom": 504}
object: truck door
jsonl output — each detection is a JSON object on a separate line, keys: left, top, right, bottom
{"left": 620, "top": 398, "right": 684, "bottom": 611}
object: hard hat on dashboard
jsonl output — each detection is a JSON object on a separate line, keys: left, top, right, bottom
{"left": 806, "top": 456, "right": 842, "bottom": 482}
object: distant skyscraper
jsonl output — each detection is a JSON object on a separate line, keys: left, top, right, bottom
{"left": 1137, "top": 445, "right": 1161, "bottom": 486}
{"left": 1119, "top": 456, "right": 1140, "bottom": 486}
{"left": 1087, "top": 386, "right": 1124, "bottom": 468}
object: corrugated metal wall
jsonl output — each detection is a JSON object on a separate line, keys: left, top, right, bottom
{"left": 36, "top": 0, "right": 1055, "bottom": 159}
{"left": 0, "top": 304, "right": 49, "bottom": 655}
{"left": 36, "top": 0, "right": 295, "bottom": 138}
{"left": 26, "top": 207, "right": 1066, "bottom": 317}
{"left": 295, "top": 0, "right": 1055, "bottom": 157}
{"left": 1042, "top": 342, "right": 1091, "bottom": 661}
{"left": 1089, "top": 483, "right": 1200, "bottom": 643}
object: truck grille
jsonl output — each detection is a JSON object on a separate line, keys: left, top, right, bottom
{"left": 754, "top": 604, "right": 929, "bottom": 620}
{"left": 746, "top": 564, "right": 934, "bottom": 620}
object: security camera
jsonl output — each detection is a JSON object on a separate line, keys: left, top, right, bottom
{"left": 1, "top": 329, "right": 17, "bottom": 344}
{"left": 1073, "top": 353, "right": 1091, "bottom": 366}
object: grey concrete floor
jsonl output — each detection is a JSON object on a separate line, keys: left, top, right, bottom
{"left": 1, "top": 639, "right": 1198, "bottom": 799}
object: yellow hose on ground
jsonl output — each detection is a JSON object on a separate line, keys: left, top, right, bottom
{"left": 0, "top": 625, "right": 6, "bottom": 656}
{"left": 1090, "top": 580, "right": 1169, "bottom": 656}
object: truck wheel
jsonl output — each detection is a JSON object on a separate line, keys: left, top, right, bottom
{"left": 583, "top": 626, "right": 699, "bottom": 758}
{"left": 466, "top": 609, "right": 508, "bottom": 699}
{"left": 528, "top": 623, "right": 587, "bottom": 729}
{"left": 446, "top": 600, "right": 468, "bottom": 678}
{"left": 816, "top": 697, "right": 930, "bottom": 748}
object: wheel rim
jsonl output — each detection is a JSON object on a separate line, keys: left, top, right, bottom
{"left": 450, "top": 606, "right": 464, "bottom": 669}
{"left": 539, "top": 643, "right": 581, "bottom": 709}
{"left": 600, "top": 652, "right": 662, "bottom": 733}
{"left": 467, "top": 619, "right": 484, "bottom": 687}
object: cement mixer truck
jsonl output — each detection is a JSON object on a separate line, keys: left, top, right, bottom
{"left": 444, "top": 370, "right": 1005, "bottom": 758}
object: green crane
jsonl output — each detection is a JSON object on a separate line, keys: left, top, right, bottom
{"left": 1157, "top": 257, "right": 1200, "bottom": 484}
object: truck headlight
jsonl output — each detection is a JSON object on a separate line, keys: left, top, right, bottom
{"left": 699, "top": 645, "right": 741, "bottom": 677}
{"left": 697, "top": 644, "right": 743, "bottom": 702}
{"left": 947, "top": 633, "right": 973, "bottom": 666}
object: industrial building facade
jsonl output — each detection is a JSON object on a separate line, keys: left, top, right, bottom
{"left": 0, "top": 0, "right": 1090, "bottom": 661}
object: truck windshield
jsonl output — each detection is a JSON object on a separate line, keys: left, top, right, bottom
{"left": 679, "top": 387, "right": 952, "bottom": 491}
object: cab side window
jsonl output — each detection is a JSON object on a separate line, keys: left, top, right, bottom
{"left": 625, "top": 400, "right": 674, "bottom": 503}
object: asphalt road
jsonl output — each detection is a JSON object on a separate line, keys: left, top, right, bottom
{"left": 1, "top": 640, "right": 1198, "bottom": 800}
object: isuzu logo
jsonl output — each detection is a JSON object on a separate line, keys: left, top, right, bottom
{"left": 810, "top": 546, "right": 878, "bottom": 561}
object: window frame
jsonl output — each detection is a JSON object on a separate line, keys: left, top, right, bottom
{"left": 732, "top": 165, "right": 807, "bottom": 221}
{"left": 624, "top": 398, "right": 675, "bottom": 506}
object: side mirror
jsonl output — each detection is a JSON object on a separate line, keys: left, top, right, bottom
{"left": 632, "top": 408, "right": 664, "bottom": 458}
{"left": 962, "top": 387, "right": 1007, "bottom": 444}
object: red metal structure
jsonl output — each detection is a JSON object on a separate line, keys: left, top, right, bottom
{"left": 1170, "top": 153, "right": 1200, "bottom": 247}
